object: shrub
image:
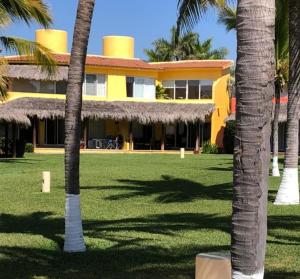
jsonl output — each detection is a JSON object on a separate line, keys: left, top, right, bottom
{"left": 202, "top": 141, "right": 219, "bottom": 154}
{"left": 25, "top": 143, "right": 34, "bottom": 153}
{"left": 223, "top": 121, "right": 235, "bottom": 154}
{"left": 156, "top": 85, "right": 169, "bottom": 99}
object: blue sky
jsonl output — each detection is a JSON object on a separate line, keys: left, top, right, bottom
{"left": 4, "top": 0, "right": 236, "bottom": 61}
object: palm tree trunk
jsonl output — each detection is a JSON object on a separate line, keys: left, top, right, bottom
{"left": 275, "top": 0, "right": 300, "bottom": 205}
{"left": 232, "top": 1, "right": 275, "bottom": 278}
{"left": 272, "top": 85, "right": 281, "bottom": 177}
{"left": 63, "top": 0, "right": 95, "bottom": 253}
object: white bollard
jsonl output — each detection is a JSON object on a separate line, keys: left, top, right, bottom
{"left": 42, "top": 171, "right": 51, "bottom": 193}
{"left": 180, "top": 148, "right": 185, "bottom": 159}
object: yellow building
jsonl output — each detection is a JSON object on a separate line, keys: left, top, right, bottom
{"left": 0, "top": 29, "right": 233, "bottom": 152}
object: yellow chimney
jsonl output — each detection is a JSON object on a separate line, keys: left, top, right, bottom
{"left": 103, "top": 36, "right": 134, "bottom": 59}
{"left": 35, "top": 29, "right": 68, "bottom": 54}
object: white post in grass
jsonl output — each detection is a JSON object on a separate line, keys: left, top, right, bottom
{"left": 42, "top": 171, "right": 51, "bottom": 193}
{"left": 180, "top": 148, "right": 185, "bottom": 159}
{"left": 274, "top": 168, "right": 300, "bottom": 205}
{"left": 64, "top": 194, "right": 86, "bottom": 252}
{"left": 272, "top": 156, "right": 280, "bottom": 177}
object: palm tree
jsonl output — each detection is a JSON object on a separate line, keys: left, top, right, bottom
{"left": 274, "top": 0, "right": 300, "bottom": 205}
{"left": 0, "top": 0, "right": 56, "bottom": 99}
{"left": 63, "top": 0, "right": 95, "bottom": 252}
{"left": 217, "top": 1, "right": 289, "bottom": 178}
{"left": 144, "top": 26, "right": 227, "bottom": 62}
{"left": 177, "top": 0, "right": 276, "bottom": 278}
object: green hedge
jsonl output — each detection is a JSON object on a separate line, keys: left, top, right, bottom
{"left": 202, "top": 141, "right": 219, "bottom": 154}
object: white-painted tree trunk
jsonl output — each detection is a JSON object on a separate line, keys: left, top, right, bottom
{"left": 272, "top": 156, "right": 280, "bottom": 177}
{"left": 63, "top": 194, "right": 86, "bottom": 252}
{"left": 232, "top": 269, "right": 264, "bottom": 279}
{"left": 274, "top": 168, "right": 300, "bottom": 205}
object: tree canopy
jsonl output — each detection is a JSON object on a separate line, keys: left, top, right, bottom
{"left": 144, "top": 26, "right": 228, "bottom": 62}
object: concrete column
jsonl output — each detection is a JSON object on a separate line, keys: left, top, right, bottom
{"left": 160, "top": 124, "right": 165, "bottom": 151}
{"left": 32, "top": 117, "right": 37, "bottom": 150}
{"left": 195, "top": 122, "right": 200, "bottom": 154}
{"left": 129, "top": 121, "right": 134, "bottom": 150}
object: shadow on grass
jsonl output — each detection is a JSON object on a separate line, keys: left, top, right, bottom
{"left": 83, "top": 175, "right": 233, "bottom": 203}
{"left": 0, "top": 158, "right": 41, "bottom": 164}
{"left": 0, "top": 211, "right": 231, "bottom": 279}
{"left": 0, "top": 212, "right": 299, "bottom": 278}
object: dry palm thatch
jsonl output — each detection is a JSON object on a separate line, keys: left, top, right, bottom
{"left": 0, "top": 97, "right": 215, "bottom": 125}
{"left": 0, "top": 108, "right": 30, "bottom": 126}
{"left": 6, "top": 65, "right": 68, "bottom": 81}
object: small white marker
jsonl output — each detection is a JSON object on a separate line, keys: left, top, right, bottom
{"left": 42, "top": 171, "right": 51, "bottom": 193}
{"left": 180, "top": 148, "right": 185, "bottom": 159}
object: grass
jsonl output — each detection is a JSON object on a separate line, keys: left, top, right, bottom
{"left": 0, "top": 153, "right": 299, "bottom": 279}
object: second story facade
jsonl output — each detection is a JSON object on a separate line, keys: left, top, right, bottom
{"left": 2, "top": 29, "right": 233, "bottom": 149}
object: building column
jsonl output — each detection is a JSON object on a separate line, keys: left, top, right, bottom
{"left": 195, "top": 122, "right": 200, "bottom": 154}
{"left": 5, "top": 124, "right": 9, "bottom": 156}
{"left": 32, "top": 117, "right": 37, "bottom": 150}
{"left": 160, "top": 123, "right": 165, "bottom": 151}
{"left": 83, "top": 119, "right": 88, "bottom": 149}
{"left": 12, "top": 123, "right": 17, "bottom": 158}
{"left": 129, "top": 121, "right": 134, "bottom": 150}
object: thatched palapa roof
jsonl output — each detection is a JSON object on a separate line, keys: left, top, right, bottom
{"left": 0, "top": 109, "right": 31, "bottom": 126}
{"left": 6, "top": 65, "right": 69, "bottom": 81}
{"left": 0, "top": 97, "right": 215, "bottom": 125}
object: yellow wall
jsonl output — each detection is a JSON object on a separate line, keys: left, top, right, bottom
{"left": 107, "top": 75, "right": 127, "bottom": 100}
{"left": 157, "top": 68, "right": 223, "bottom": 82}
{"left": 35, "top": 29, "right": 68, "bottom": 53}
{"left": 210, "top": 72, "right": 231, "bottom": 147}
{"left": 103, "top": 36, "right": 134, "bottom": 58}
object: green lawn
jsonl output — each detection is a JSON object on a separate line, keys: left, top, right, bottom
{"left": 0, "top": 154, "right": 299, "bottom": 279}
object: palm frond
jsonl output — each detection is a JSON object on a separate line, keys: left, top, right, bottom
{"left": 0, "top": 36, "right": 56, "bottom": 76}
{"left": 0, "top": 0, "right": 52, "bottom": 27}
{"left": 217, "top": 5, "right": 236, "bottom": 32}
{"left": 275, "top": 0, "right": 288, "bottom": 61}
{"left": 0, "top": 57, "right": 8, "bottom": 100}
{"left": 0, "top": 8, "right": 12, "bottom": 27}
{"left": 176, "top": 0, "right": 229, "bottom": 34}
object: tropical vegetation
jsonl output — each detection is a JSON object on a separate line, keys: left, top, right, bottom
{"left": 0, "top": 0, "right": 56, "bottom": 99}
{"left": 144, "top": 26, "right": 228, "bottom": 62}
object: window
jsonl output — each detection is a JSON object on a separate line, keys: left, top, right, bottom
{"left": 200, "top": 80, "right": 213, "bottom": 99}
{"left": 11, "top": 78, "right": 40, "bottom": 93}
{"left": 40, "top": 81, "right": 55, "bottom": 93}
{"left": 162, "top": 80, "right": 175, "bottom": 99}
{"left": 56, "top": 81, "right": 67, "bottom": 94}
{"left": 85, "top": 74, "right": 97, "bottom": 96}
{"left": 175, "top": 80, "right": 186, "bottom": 99}
{"left": 127, "top": 77, "right": 155, "bottom": 99}
{"left": 11, "top": 78, "right": 67, "bottom": 94}
{"left": 126, "top": 77, "right": 134, "bottom": 97}
{"left": 188, "top": 80, "right": 200, "bottom": 99}
{"left": 162, "top": 79, "right": 213, "bottom": 100}
{"left": 83, "top": 74, "right": 106, "bottom": 97}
